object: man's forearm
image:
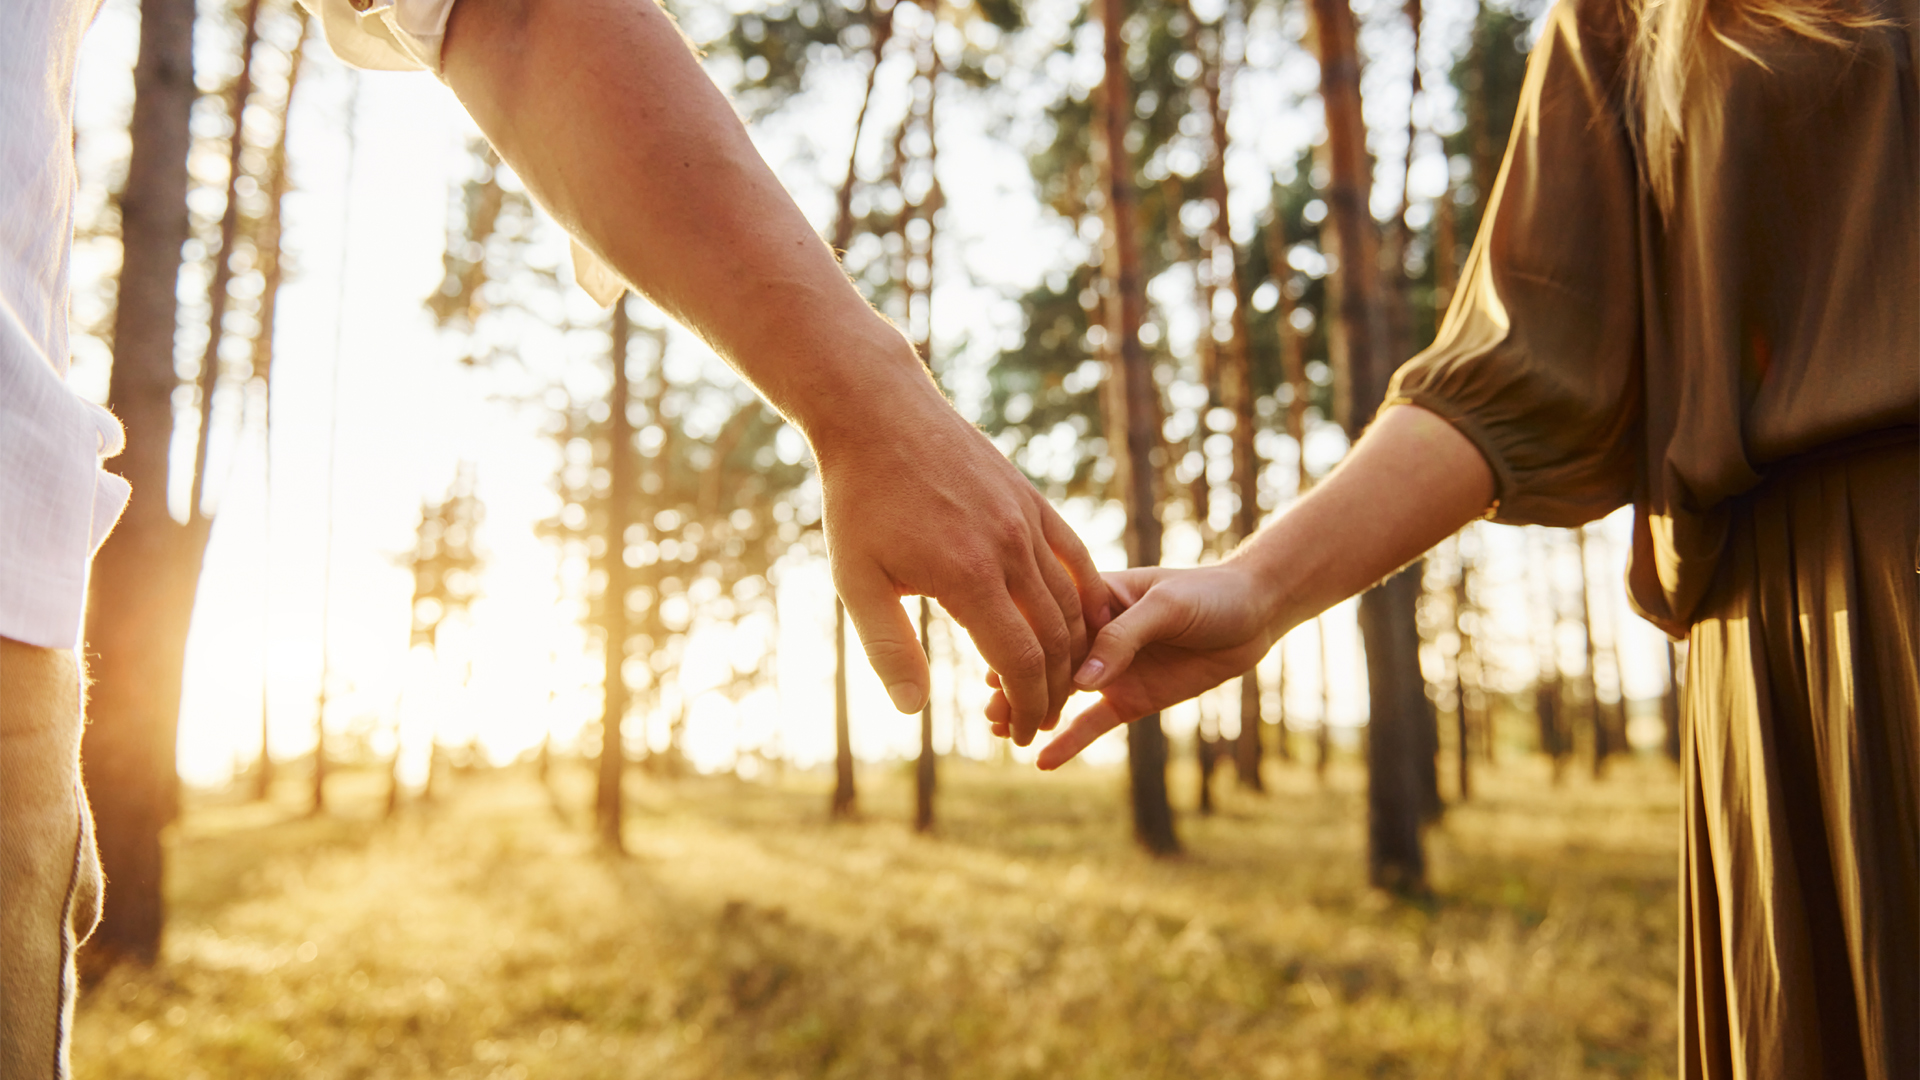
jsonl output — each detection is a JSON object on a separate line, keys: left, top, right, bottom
{"left": 1231, "top": 405, "right": 1495, "bottom": 636}
{"left": 440, "top": 0, "right": 934, "bottom": 446}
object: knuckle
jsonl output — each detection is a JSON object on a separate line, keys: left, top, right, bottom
{"left": 1008, "top": 641, "right": 1048, "bottom": 678}
{"left": 1040, "top": 622, "right": 1072, "bottom": 659}
{"left": 861, "top": 639, "right": 916, "bottom": 665}
{"left": 992, "top": 512, "right": 1031, "bottom": 555}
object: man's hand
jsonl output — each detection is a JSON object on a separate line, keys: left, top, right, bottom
{"left": 812, "top": 340, "right": 1112, "bottom": 741}
{"left": 986, "top": 562, "right": 1277, "bottom": 769}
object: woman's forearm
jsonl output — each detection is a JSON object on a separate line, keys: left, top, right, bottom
{"left": 1230, "top": 405, "right": 1495, "bottom": 636}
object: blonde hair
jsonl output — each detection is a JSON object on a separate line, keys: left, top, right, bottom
{"left": 1631, "top": 0, "right": 1887, "bottom": 207}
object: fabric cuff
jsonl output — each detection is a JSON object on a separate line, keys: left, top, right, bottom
{"left": 1379, "top": 390, "right": 1516, "bottom": 523}
{"left": 304, "top": 0, "right": 458, "bottom": 75}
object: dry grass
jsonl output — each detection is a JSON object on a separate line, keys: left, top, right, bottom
{"left": 73, "top": 751, "right": 1680, "bottom": 1079}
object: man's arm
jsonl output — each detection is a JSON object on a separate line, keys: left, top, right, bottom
{"left": 439, "top": 0, "right": 1107, "bottom": 738}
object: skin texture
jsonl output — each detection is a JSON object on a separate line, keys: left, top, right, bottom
{"left": 440, "top": 0, "right": 1111, "bottom": 742}
{"left": 981, "top": 405, "right": 1496, "bottom": 768}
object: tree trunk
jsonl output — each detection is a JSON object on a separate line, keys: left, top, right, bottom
{"left": 1575, "top": 526, "right": 1612, "bottom": 779}
{"left": 831, "top": 599, "right": 857, "bottom": 819}
{"left": 81, "top": 0, "right": 201, "bottom": 975}
{"left": 915, "top": 599, "right": 935, "bottom": 831}
{"left": 1102, "top": 0, "right": 1178, "bottom": 855}
{"left": 595, "top": 297, "right": 634, "bottom": 852}
{"left": 250, "top": 11, "right": 309, "bottom": 804}
{"left": 1357, "top": 567, "right": 1428, "bottom": 893}
{"left": 1196, "top": 714, "right": 1218, "bottom": 816}
{"left": 1451, "top": 545, "right": 1474, "bottom": 801}
{"left": 187, "top": 0, "right": 263, "bottom": 523}
{"left": 909, "top": 28, "right": 941, "bottom": 833}
{"left": 1307, "top": 0, "right": 1427, "bottom": 893}
{"left": 823, "top": 6, "right": 889, "bottom": 822}
{"left": 1663, "top": 638, "right": 1684, "bottom": 763}
{"left": 1529, "top": 529, "right": 1571, "bottom": 778}
{"left": 1267, "top": 203, "right": 1314, "bottom": 776}
{"left": 1315, "top": 617, "right": 1333, "bottom": 781}
{"left": 1181, "top": 0, "right": 1267, "bottom": 793}
{"left": 1538, "top": 675, "right": 1567, "bottom": 779}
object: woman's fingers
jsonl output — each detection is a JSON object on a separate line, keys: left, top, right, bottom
{"left": 1036, "top": 697, "right": 1132, "bottom": 770}
{"left": 1072, "top": 587, "right": 1189, "bottom": 692}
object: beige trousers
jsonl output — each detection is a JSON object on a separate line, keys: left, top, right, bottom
{"left": 0, "top": 638, "right": 102, "bottom": 1079}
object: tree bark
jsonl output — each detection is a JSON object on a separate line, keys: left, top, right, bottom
{"left": 1307, "top": 0, "right": 1427, "bottom": 892}
{"left": 909, "top": 24, "right": 941, "bottom": 833}
{"left": 831, "top": 599, "right": 857, "bottom": 819}
{"left": 1663, "top": 638, "right": 1684, "bottom": 763}
{"left": 596, "top": 298, "right": 634, "bottom": 851}
{"left": 250, "top": 11, "right": 309, "bottom": 803}
{"left": 1102, "top": 0, "right": 1178, "bottom": 855}
{"left": 1575, "top": 526, "right": 1614, "bottom": 779}
{"left": 81, "top": 0, "right": 201, "bottom": 975}
{"left": 915, "top": 598, "right": 935, "bottom": 831}
{"left": 824, "top": 6, "right": 890, "bottom": 822}
{"left": 1315, "top": 617, "right": 1333, "bottom": 781}
{"left": 187, "top": 0, "right": 264, "bottom": 523}
{"left": 1357, "top": 566, "right": 1428, "bottom": 893}
{"left": 1451, "top": 543, "right": 1475, "bottom": 801}
{"left": 1531, "top": 531, "right": 1572, "bottom": 780}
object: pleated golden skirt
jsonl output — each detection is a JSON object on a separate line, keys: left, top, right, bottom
{"left": 1681, "top": 432, "right": 1918, "bottom": 1080}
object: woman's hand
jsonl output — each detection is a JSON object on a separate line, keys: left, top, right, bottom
{"left": 986, "top": 561, "right": 1280, "bottom": 769}
{"left": 984, "top": 404, "right": 1495, "bottom": 767}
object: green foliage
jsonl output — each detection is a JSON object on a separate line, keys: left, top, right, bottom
{"left": 407, "top": 465, "right": 485, "bottom": 648}
{"left": 1446, "top": 0, "right": 1544, "bottom": 246}
{"left": 540, "top": 338, "right": 816, "bottom": 711}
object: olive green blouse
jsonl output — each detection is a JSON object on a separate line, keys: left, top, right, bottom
{"left": 1386, "top": 0, "right": 1918, "bottom": 631}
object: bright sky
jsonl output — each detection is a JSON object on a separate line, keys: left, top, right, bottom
{"left": 67, "top": 0, "right": 1672, "bottom": 789}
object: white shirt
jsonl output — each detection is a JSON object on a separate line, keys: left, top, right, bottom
{"left": 1, "top": 0, "right": 128, "bottom": 650}
{"left": 0, "top": 0, "right": 616, "bottom": 649}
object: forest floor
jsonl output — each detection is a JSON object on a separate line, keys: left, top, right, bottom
{"left": 73, "top": 750, "right": 1681, "bottom": 1079}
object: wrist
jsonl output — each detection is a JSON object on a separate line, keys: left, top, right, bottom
{"left": 789, "top": 320, "right": 952, "bottom": 467}
{"left": 1223, "top": 524, "right": 1308, "bottom": 645}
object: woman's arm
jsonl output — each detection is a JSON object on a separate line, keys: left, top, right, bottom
{"left": 439, "top": 0, "right": 1110, "bottom": 741}
{"left": 1008, "top": 405, "right": 1494, "bottom": 768}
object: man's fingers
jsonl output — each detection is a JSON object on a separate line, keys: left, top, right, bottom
{"left": 1036, "top": 697, "right": 1131, "bottom": 770}
{"left": 836, "top": 560, "right": 930, "bottom": 713}
{"left": 1032, "top": 528, "right": 1087, "bottom": 673}
{"left": 1039, "top": 502, "right": 1114, "bottom": 630}
{"left": 1006, "top": 556, "right": 1075, "bottom": 732}
{"left": 1073, "top": 589, "right": 1188, "bottom": 692}
{"left": 952, "top": 590, "right": 1050, "bottom": 746}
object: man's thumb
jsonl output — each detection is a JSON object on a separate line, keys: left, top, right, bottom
{"left": 1072, "top": 590, "right": 1179, "bottom": 692}
{"left": 838, "top": 567, "right": 930, "bottom": 714}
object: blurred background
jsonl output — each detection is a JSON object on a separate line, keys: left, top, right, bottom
{"left": 67, "top": 0, "right": 1682, "bottom": 1074}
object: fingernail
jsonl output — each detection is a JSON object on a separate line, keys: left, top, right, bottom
{"left": 1074, "top": 659, "right": 1104, "bottom": 688}
{"left": 886, "top": 681, "right": 925, "bottom": 713}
